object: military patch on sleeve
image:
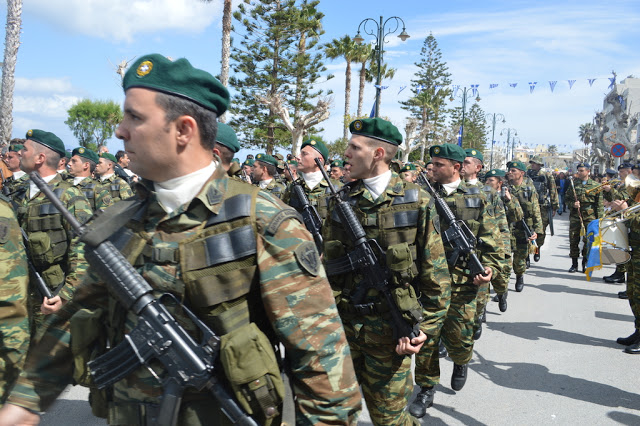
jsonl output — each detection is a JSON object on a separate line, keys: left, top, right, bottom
{"left": 295, "top": 241, "right": 320, "bottom": 276}
{"left": 0, "top": 218, "right": 10, "bottom": 244}
{"left": 266, "top": 208, "right": 303, "bottom": 235}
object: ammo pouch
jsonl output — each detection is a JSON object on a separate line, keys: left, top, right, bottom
{"left": 220, "top": 322, "right": 284, "bottom": 423}
{"left": 386, "top": 242, "right": 423, "bottom": 324}
{"left": 26, "top": 231, "right": 55, "bottom": 268}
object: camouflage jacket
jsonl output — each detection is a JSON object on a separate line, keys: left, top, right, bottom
{"left": 603, "top": 180, "right": 630, "bottom": 203}
{"left": 472, "top": 181, "right": 510, "bottom": 263}
{"left": 322, "top": 172, "right": 452, "bottom": 336}
{"left": 97, "top": 173, "right": 134, "bottom": 203}
{"left": 565, "top": 178, "right": 604, "bottom": 220}
{"left": 258, "top": 179, "right": 286, "bottom": 200}
{"left": 283, "top": 176, "right": 341, "bottom": 221}
{"left": 74, "top": 177, "right": 113, "bottom": 212}
{"left": 8, "top": 165, "right": 361, "bottom": 425}
{"left": 527, "top": 169, "right": 559, "bottom": 211}
{"left": 509, "top": 177, "right": 543, "bottom": 235}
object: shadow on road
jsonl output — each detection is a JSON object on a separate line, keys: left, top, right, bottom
{"left": 41, "top": 399, "right": 104, "bottom": 426}
{"left": 607, "top": 410, "right": 640, "bottom": 425}
{"left": 471, "top": 352, "right": 640, "bottom": 410}
{"left": 486, "top": 321, "right": 618, "bottom": 348}
{"left": 595, "top": 311, "right": 635, "bottom": 323}
{"left": 532, "top": 283, "right": 618, "bottom": 298}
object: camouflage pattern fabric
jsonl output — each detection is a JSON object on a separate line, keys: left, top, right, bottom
{"left": 8, "top": 166, "right": 362, "bottom": 425}
{"left": 97, "top": 173, "right": 134, "bottom": 204}
{"left": 626, "top": 203, "right": 640, "bottom": 330}
{"left": 564, "top": 178, "right": 603, "bottom": 259}
{"left": 322, "top": 173, "right": 451, "bottom": 426}
{"left": 415, "top": 180, "right": 501, "bottom": 387}
{"left": 75, "top": 177, "right": 113, "bottom": 212}
{"left": 282, "top": 176, "right": 341, "bottom": 221}
{"left": 509, "top": 177, "right": 542, "bottom": 275}
{"left": 495, "top": 195, "right": 524, "bottom": 293}
{"left": 604, "top": 182, "right": 630, "bottom": 274}
{"left": 260, "top": 179, "right": 286, "bottom": 200}
{"left": 526, "top": 169, "right": 558, "bottom": 248}
{"left": 0, "top": 197, "right": 29, "bottom": 403}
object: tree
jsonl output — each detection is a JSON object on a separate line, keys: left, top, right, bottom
{"left": 65, "top": 99, "right": 123, "bottom": 151}
{"left": 325, "top": 137, "right": 347, "bottom": 160}
{"left": 220, "top": 0, "right": 232, "bottom": 122}
{"left": 365, "top": 53, "right": 396, "bottom": 115}
{"left": 449, "top": 103, "right": 487, "bottom": 150}
{"left": 0, "top": 0, "right": 22, "bottom": 145}
{"left": 400, "top": 34, "right": 452, "bottom": 160}
{"left": 353, "top": 43, "right": 373, "bottom": 117}
{"left": 579, "top": 122, "right": 594, "bottom": 145}
{"left": 324, "top": 35, "right": 358, "bottom": 142}
{"left": 548, "top": 145, "right": 558, "bottom": 155}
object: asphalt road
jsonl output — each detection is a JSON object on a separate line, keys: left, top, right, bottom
{"left": 40, "top": 212, "right": 640, "bottom": 425}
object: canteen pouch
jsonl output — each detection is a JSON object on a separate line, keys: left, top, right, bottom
{"left": 386, "top": 242, "right": 423, "bottom": 323}
{"left": 26, "top": 231, "right": 55, "bottom": 269}
{"left": 220, "top": 322, "right": 284, "bottom": 422}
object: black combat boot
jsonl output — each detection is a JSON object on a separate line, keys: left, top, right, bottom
{"left": 617, "top": 330, "right": 640, "bottom": 346}
{"left": 451, "top": 364, "right": 468, "bottom": 391}
{"left": 473, "top": 310, "right": 485, "bottom": 340}
{"left": 438, "top": 340, "right": 448, "bottom": 358}
{"left": 526, "top": 255, "right": 531, "bottom": 269}
{"left": 604, "top": 270, "right": 625, "bottom": 283}
{"left": 568, "top": 258, "right": 578, "bottom": 273}
{"left": 581, "top": 258, "right": 587, "bottom": 273}
{"left": 408, "top": 386, "right": 435, "bottom": 418}
{"left": 515, "top": 275, "right": 524, "bottom": 292}
{"left": 619, "top": 290, "right": 629, "bottom": 299}
{"left": 534, "top": 248, "right": 540, "bottom": 262}
{"left": 625, "top": 341, "right": 640, "bottom": 354}
{"left": 497, "top": 292, "right": 508, "bottom": 312}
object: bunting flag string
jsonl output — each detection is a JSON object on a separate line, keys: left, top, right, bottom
{"left": 568, "top": 79, "right": 576, "bottom": 89}
{"left": 509, "top": 83, "right": 518, "bottom": 88}
{"left": 490, "top": 83, "right": 498, "bottom": 89}
{"left": 588, "top": 78, "right": 597, "bottom": 87}
{"left": 416, "top": 84, "right": 425, "bottom": 95}
{"left": 374, "top": 85, "right": 389, "bottom": 90}
{"left": 452, "top": 85, "right": 460, "bottom": 98}
{"left": 608, "top": 77, "right": 616, "bottom": 89}
{"left": 549, "top": 81, "right": 557, "bottom": 92}
{"left": 470, "top": 84, "right": 479, "bottom": 96}
{"left": 397, "top": 86, "right": 407, "bottom": 95}
{"left": 529, "top": 82, "right": 537, "bottom": 93}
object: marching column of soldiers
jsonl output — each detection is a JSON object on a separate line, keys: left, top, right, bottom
{"left": 0, "top": 52, "right": 637, "bottom": 425}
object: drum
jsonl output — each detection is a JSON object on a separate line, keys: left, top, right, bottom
{"left": 600, "top": 218, "right": 630, "bottom": 264}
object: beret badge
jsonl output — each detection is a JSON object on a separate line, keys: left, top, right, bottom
{"left": 471, "top": 150, "right": 477, "bottom": 155}
{"left": 78, "top": 148, "right": 85, "bottom": 154}
{"left": 27, "top": 129, "right": 33, "bottom": 137}
{"left": 310, "top": 140, "right": 316, "bottom": 145}
{"left": 136, "top": 60, "right": 153, "bottom": 77}
{"left": 353, "top": 120, "right": 363, "bottom": 131}
{"left": 433, "top": 147, "right": 441, "bottom": 154}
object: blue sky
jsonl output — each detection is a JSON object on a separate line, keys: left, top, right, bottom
{"left": 5, "top": 0, "right": 640, "bottom": 161}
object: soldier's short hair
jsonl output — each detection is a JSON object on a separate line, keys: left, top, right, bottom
{"left": 115, "top": 150, "right": 127, "bottom": 162}
{"left": 214, "top": 142, "right": 234, "bottom": 166}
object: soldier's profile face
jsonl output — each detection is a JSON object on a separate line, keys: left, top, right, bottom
{"left": 330, "top": 167, "right": 343, "bottom": 179}
{"left": 19, "top": 140, "right": 37, "bottom": 173}
{"left": 485, "top": 176, "right": 500, "bottom": 190}
{"left": 68, "top": 155, "right": 84, "bottom": 177}
{"left": 576, "top": 167, "right": 589, "bottom": 180}
{"left": 4, "top": 151, "right": 20, "bottom": 170}
{"left": 345, "top": 135, "right": 376, "bottom": 179}
{"left": 431, "top": 157, "right": 458, "bottom": 184}
{"left": 298, "top": 146, "right": 321, "bottom": 174}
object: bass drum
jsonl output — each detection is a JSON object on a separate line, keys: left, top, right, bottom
{"left": 600, "top": 218, "right": 630, "bottom": 265}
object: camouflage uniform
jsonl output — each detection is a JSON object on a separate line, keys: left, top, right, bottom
{"left": 283, "top": 176, "right": 340, "bottom": 221}
{"left": 564, "top": 178, "right": 603, "bottom": 260}
{"left": 509, "top": 177, "right": 543, "bottom": 276}
{"left": 74, "top": 176, "right": 113, "bottom": 212}
{"left": 625, "top": 204, "right": 640, "bottom": 336}
{"left": 322, "top": 173, "right": 451, "bottom": 425}
{"left": 259, "top": 179, "right": 286, "bottom": 200}
{"left": 0, "top": 196, "right": 29, "bottom": 403}
{"left": 8, "top": 167, "right": 362, "bottom": 425}
{"left": 496, "top": 193, "right": 524, "bottom": 292}
{"left": 97, "top": 173, "right": 134, "bottom": 204}
{"left": 12, "top": 174, "right": 92, "bottom": 336}
{"left": 2, "top": 173, "right": 28, "bottom": 197}
{"left": 526, "top": 168, "right": 558, "bottom": 248}
{"left": 415, "top": 180, "right": 502, "bottom": 388}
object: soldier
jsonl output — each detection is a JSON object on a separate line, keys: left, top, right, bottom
{"left": 95, "top": 152, "right": 134, "bottom": 203}
{"left": 330, "top": 159, "right": 345, "bottom": 181}
{"left": 1, "top": 145, "right": 27, "bottom": 195}
{"left": 241, "top": 158, "right": 254, "bottom": 184}
{"left": 602, "top": 163, "right": 632, "bottom": 285}
{"left": 564, "top": 162, "right": 603, "bottom": 273}
{"left": 11, "top": 129, "right": 92, "bottom": 336}
{"left": 67, "top": 147, "right": 113, "bottom": 212}
{"left": 462, "top": 149, "right": 509, "bottom": 340}
{"left": 56, "top": 151, "right": 71, "bottom": 178}
{"left": 484, "top": 169, "right": 524, "bottom": 313}
{"left": 283, "top": 159, "right": 298, "bottom": 182}
{"left": 115, "top": 150, "right": 138, "bottom": 183}
{"left": 0, "top": 53, "right": 361, "bottom": 425}
{"left": 322, "top": 118, "right": 450, "bottom": 425}
{"left": 425, "top": 161, "right": 434, "bottom": 183}
{"left": 527, "top": 156, "right": 558, "bottom": 262}
{"left": 410, "top": 144, "right": 500, "bottom": 418}
{"left": 252, "top": 153, "right": 285, "bottom": 199}
{"left": 506, "top": 160, "right": 542, "bottom": 291}
{"left": 211, "top": 122, "right": 242, "bottom": 178}
{"left": 400, "top": 163, "right": 417, "bottom": 183}
{"left": 342, "top": 161, "right": 356, "bottom": 184}
{"left": 0, "top": 196, "right": 29, "bottom": 402}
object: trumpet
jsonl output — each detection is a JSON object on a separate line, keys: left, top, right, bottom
{"left": 604, "top": 202, "right": 640, "bottom": 222}
{"left": 585, "top": 179, "right": 621, "bottom": 195}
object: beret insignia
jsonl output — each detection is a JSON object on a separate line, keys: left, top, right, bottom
{"left": 472, "top": 150, "right": 477, "bottom": 155}
{"left": 433, "top": 147, "right": 441, "bottom": 154}
{"left": 310, "top": 140, "right": 316, "bottom": 145}
{"left": 257, "top": 154, "right": 262, "bottom": 159}
{"left": 27, "top": 129, "right": 33, "bottom": 137}
{"left": 136, "top": 60, "right": 153, "bottom": 77}
{"left": 78, "top": 147, "right": 85, "bottom": 154}
{"left": 353, "top": 120, "right": 363, "bottom": 131}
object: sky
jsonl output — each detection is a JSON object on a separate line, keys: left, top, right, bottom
{"left": 4, "top": 0, "right": 640, "bottom": 162}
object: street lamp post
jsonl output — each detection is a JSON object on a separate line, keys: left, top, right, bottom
{"left": 485, "top": 112, "right": 505, "bottom": 169}
{"left": 501, "top": 128, "right": 518, "bottom": 160}
{"left": 450, "top": 87, "right": 481, "bottom": 148}
{"left": 353, "top": 16, "right": 410, "bottom": 118}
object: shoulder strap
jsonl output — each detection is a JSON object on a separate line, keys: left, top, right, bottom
{"left": 80, "top": 198, "right": 148, "bottom": 246}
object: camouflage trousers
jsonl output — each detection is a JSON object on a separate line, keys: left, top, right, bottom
{"left": 415, "top": 283, "right": 477, "bottom": 388}
{"left": 476, "top": 255, "right": 511, "bottom": 324}
{"left": 627, "top": 243, "right": 640, "bottom": 330}
{"left": 537, "top": 205, "right": 551, "bottom": 248}
{"left": 0, "top": 316, "right": 29, "bottom": 403}
{"left": 512, "top": 231, "right": 531, "bottom": 276}
{"left": 569, "top": 216, "right": 594, "bottom": 259}
{"left": 343, "top": 316, "right": 418, "bottom": 426}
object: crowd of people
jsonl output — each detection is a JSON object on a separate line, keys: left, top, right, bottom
{"left": 0, "top": 53, "right": 638, "bottom": 426}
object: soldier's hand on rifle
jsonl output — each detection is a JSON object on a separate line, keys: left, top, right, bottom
{"left": 0, "top": 403, "right": 40, "bottom": 425}
{"left": 395, "top": 330, "right": 427, "bottom": 355}
{"left": 473, "top": 267, "right": 492, "bottom": 286}
{"left": 574, "top": 200, "right": 580, "bottom": 209}
{"left": 41, "top": 295, "right": 64, "bottom": 315}
{"left": 528, "top": 232, "right": 538, "bottom": 241}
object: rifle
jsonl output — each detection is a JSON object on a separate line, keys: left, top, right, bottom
{"left": 547, "top": 192, "right": 554, "bottom": 236}
{"left": 569, "top": 177, "right": 586, "bottom": 236}
{"left": 20, "top": 228, "right": 55, "bottom": 300}
{"left": 421, "top": 173, "right": 487, "bottom": 277}
{"left": 317, "top": 158, "right": 421, "bottom": 343}
{"left": 284, "top": 161, "right": 323, "bottom": 255}
{"left": 29, "top": 172, "right": 257, "bottom": 426}
{"left": 0, "top": 167, "right": 10, "bottom": 196}
{"left": 503, "top": 181, "right": 538, "bottom": 249}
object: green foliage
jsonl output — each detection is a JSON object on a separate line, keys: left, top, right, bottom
{"left": 326, "top": 137, "right": 347, "bottom": 160}
{"left": 449, "top": 103, "right": 488, "bottom": 150}
{"left": 65, "top": 99, "right": 122, "bottom": 149}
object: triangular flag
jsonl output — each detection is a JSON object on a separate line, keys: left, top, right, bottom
{"left": 434, "top": 85, "right": 441, "bottom": 93}
{"left": 369, "top": 98, "right": 377, "bottom": 118}
{"left": 509, "top": 83, "right": 517, "bottom": 88}
{"left": 568, "top": 80, "right": 576, "bottom": 89}
{"left": 470, "top": 84, "right": 479, "bottom": 97}
{"left": 374, "top": 85, "right": 389, "bottom": 90}
{"left": 416, "top": 84, "right": 424, "bottom": 95}
{"left": 490, "top": 84, "right": 498, "bottom": 89}
{"left": 529, "top": 82, "right": 537, "bottom": 93}
{"left": 588, "top": 78, "right": 596, "bottom": 87}
{"left": 452, "top": 85, "right": 460, "bottom": 98}
{"left": 397, "top": 86, "right": 407, "bottom": 95}
{"left": 549, "top": 81, "right": 557, "bottom": 92}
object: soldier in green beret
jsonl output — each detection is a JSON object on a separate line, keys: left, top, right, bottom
{"left": 323, "top": 117, "right": 451, "bottom": 424}
{"left": 284, "top": 159, "right": 298, "bottom": 182}
{"left": 1, "top": 144, "right": 27, "bottom": 195}
{"left": 400, "top": 163, "right": 417, "bottom": 183}
{"left": 0, "top": 54, "right": 361, "bottom": 425}
{"left": 527, "top": 156, "right": 558, "bottom": 262}
{"left": 252, "top": 153, "right": 285, "bottom": 199}
{"left": 212, "top": 122, "right": 243, "bottom": 179}
{"left": 95, "top": 152, "right": 134, "bottom": 204}
{"left": 330, "top": 159, "right": 345, "bottom": 182}
{"left": 68, "top": 147, "right": 113, "bottom": 212}
{"left": 241, "top": 158, "right": 254, "bottom": 183}
{"left": 506, "top": 160, "right": 543, "bottom": 289}
{"left": 411, "top": 144, "right": 501, "bottom": 418}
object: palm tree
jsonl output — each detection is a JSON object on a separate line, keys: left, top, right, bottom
{"left": 324, "top": 35, "right": 358, "bottom": 141}
{"left": 365, "top": 53, "right": 396, "bottom": 115}
{"left": 353, "top": 43, "right": 372, "bottom": 117}
{"left": 578, "top": 123, "right": 594, "bottom": 145}
{"left": 0, "top": 0, "right": 23, "bottom": 145}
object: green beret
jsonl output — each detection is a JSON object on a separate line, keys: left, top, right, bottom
{"left": 25, "top": 129, "right": 66, "bottom": 156}
{"left": 123, "top": 53, "right": 229, "bottom": 115}
{"left": 65, "top": 151, "right": 72, "bottom": 159}
{"left": 100, "top": 152, "right": 118, "bottom": 163}
{"left": 301, "top": 139, "right": 329, "bottom": 162}
{"left": 576, "top": 162, "right": 591, "bottom": 169}
{"left": 255, "top": 153, "right": 278, "bottom": 167}
{"left": 349, "top": 118, "right": 402, "bottom": 146}
{"left": 529, "top": 155, "right": 544, "bottom": 165}
{"left": 232, "top": 158, "right": 240, "bottom": 164}
{"left": 485, "top": 169, "right": 506, "bottom": 178}
{"left": 9, "top": 144, "right": 23, "bottom": 152}
{"left": 287, "top": 159, "right": 298, "bottom": 166}
{"left": 429, "top": 144, "right": 466, "bottom": 163}
{"left": 507, "top": 160, "right": 527, "bottom": 171}
{"left": 215, "top": 122, "right": 240, "bottom": 153}
{"left": 331, "top": 159, "right": 344, "bottom": 168}
{"left": 465, "top": 148, "right": 484, "bottom": 163}
{"left": 243, "top": 159, "right": 255, "bottom": 166}
{"left": 401, "top": 163, "right": 417, "bottom": 172}
{"left": 72, "top": 147, "right": 99, "bottom": 164}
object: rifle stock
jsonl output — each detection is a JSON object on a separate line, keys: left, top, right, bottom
{"left": 284, "top": 161, "right": 323, "bottom": 254}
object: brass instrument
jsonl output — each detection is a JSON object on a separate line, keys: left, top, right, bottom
{"left": 604, "top": 202, "right": 640, "bottom": 222}
{"left": 625, "top": 174, "right": 640, "bottom": 202}
{"left": 585, "top": 179, "right": 621, "bottom": 195}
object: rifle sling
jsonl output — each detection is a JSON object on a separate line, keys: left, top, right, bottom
{"left": 81, "top": 198, "right": 147, "bottom": 247}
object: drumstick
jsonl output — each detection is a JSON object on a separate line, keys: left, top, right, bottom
{"left": 569, "top": 177, "right": 586, "bottom": 236}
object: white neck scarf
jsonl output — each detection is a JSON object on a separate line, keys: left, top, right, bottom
{"left": 363, "top": 170, "right": 392, "bottom": 200}
{"left": 443, "top": 178, "right": 461, "bottom": 195}
{"left": 100, "top": 173, "right": 114, "bottom": 182}
{"left": 13, "top": 170, "right": 25, "bottom": 180}
{"left": 29, "top": 173, "right": 56, "bottom": 199}
{"left": 73, "top": 176, "right": 87, "bottom": 186}
{"left": 154, "top": 162, "right": 217, "bottom": 214}
{"left": 301, "top": 170, "right": 323, "bottom": 190}
{"left": 259, "top": 178, "right": 272, "bottom": 189}
{"left": 467, "top": 178, "right": 478, "bottom": 185}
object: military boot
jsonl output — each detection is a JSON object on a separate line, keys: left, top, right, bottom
{"left": 625, "top": 341, "right": 640, "bottom": 354}
{"left": 497, "top": 292, "right": 508, "bottom": 312}
{"left": 581, "top": 258, "right": 587, "bottom": 273}
{"left": 604, "top": 270, "right": 625, "bottom": 283}
{"left": 438, "top": 340, "right": 448, "bottom": 358}
{"left": 515, "top": 275, "right": 524, "bottom": 292}
{"left": 473, "top": 310, "right": 485, "bottom": 340}
{"left": 526, "top": 255, "right": 531, "bottom": 269}
{"left": 534, "top": 248, "right": 540, "bottom": 262}
{"left": 617, "top": 330, "right": 640, "bottom": 346}
{"left": 619, "top": 290, "right": 629, "bottom": 299}
{"left": 408, "top": 386, "right": 435, "bottom": 418}
{"left": 451, "top": 363, "right": 468, "bottom": 391}
{"left": 568, "top": 258, "right": 579, "bottom": 273}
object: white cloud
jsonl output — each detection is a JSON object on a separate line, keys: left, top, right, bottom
{"left": 15, "top": 77, "right": 74, "bottom": 93}
{"left": 26, "top": 0, "right": 224, "bottom": 42}
{"left": 13, "top": 94, "right": 82, "bottom": 118}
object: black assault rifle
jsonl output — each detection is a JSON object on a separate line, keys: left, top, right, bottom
{"left": 29, "top": 172, "right": 257, "bottom": 426}
{"left": 316, "top": 158, "right": 421, "bottom": 343}
{"left": 502, "top": 182, "right": 538, "bottom": 249}
{"left": 421, "top": 173, "right": 487, "bottom": 277}
{"left": 284, "top": 161, "right": 323, "bottom": 255}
